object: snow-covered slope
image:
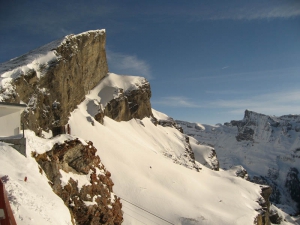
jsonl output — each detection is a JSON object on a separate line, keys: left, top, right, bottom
{"left": 79, "top": 72, "right": 148, "bottom": 118}
{"left": 1, "top": 73, "right": 299, "bottom": 224}
{"left": 0, "top": 135, "right": 73, "bottom": 225}
{"left": 177, "top": 110, "right": 300, "bottom": 216}
{"left": 66, "top": 74, "right": 273, "bottom": 224}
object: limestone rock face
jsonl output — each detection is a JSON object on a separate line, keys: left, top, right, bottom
{"left": 34, "top": 139, "right": 123, "bottom": 225}
{"left": 1, "top": 30, "right": 108, "bottom": 135}
{"left": 99, "top": 82, "right": 153, "bottom": 122}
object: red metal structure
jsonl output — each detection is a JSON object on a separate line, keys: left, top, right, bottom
{"left": 0, "top": 179, "right": 17, "bottom": 225}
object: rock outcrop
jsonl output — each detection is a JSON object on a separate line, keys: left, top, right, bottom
{"left": 33, "top": 138, "right": 123, "bottom": 225}
{"left": 255, "top": 185, "right": 272, "bottom": 225}
{"left": 229, "top": 165, "right": 249, "bottom": 180}
{"left": 0, "top": 30, "right": 108, "bottom": 135}
{"left": 251, "top": 176, "right": 281, "bottom": 205}
{"left": 95, "top": 81, "right": 153, "bottom": 123}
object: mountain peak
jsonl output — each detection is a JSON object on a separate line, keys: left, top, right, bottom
{"left": 0, "top": 29, "right": 106, "bottom": 79}
{"left": 244, "top": 109, "right": 268, "bottom": 121}
{"left": 0, "top": 29, "right": 108, "bottom": 135}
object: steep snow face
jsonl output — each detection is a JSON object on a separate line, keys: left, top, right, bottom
{"left": 67, "top": 74, "right": 269, "bottom": 224}
{"left": 69, "top": 116, "right": 264, "bottom": 225}
{"left": 177, "top": 110, "right": 300, "bottom": 215}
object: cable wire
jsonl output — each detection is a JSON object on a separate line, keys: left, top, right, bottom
{"left": 123, "top": 204, "right": 161, "bottom": 225}
{"left": 124, "top": 212, "right": 147, "bottom": 225}
{"left": 120, "top": 197, "right": 174, "bottom": 225}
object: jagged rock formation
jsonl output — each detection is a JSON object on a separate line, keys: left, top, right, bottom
{"left": 0, "top": 30, "right": 108, "bottom": 135}
{"left": 33, "top": 138, "right": 123, "bottom": 225}
{"left": 0, "top": 30, "right": 155, "bottom": 136}
{"left": 255, "top": 186, "right": 272, "bottom": 225}
{"left": 229, "top": 110, "right": 300, "bottom": 143}
{"left": 251, "top": 176, "right": 281, "bottom": 205}
{"left": 95, "top": 81, "right": 153, "bottom": 123}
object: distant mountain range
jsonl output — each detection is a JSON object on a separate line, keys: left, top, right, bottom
{"left": 177, "top": 110, "right": 300, "bottom": 215}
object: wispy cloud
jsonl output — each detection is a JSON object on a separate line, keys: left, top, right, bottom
{"left": 107, "top": 49, "right": 152, "bottom": 79}
{"left": 152, "top": 96, "right": 201, "bottom": 108}
{"left": 206, "top": 2, "right": 300, "bottom": 20}
{"left": 150, "top": 1, "right": 300, "bottom": 21}
{"left": 209, "top": 90, "right": 300, "bottom": 116}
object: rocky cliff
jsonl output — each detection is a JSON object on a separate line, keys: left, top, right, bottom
{"left": 0, "top": 30, "right": 155, "bottom": 136}
{"left": 95, "top": 80, "right": 153, "bottom": 124}
{"left": 33, "top": 138, "right": 123, "bottom": 224}
{"left": 0, "top": 30, "right": 108, "bottom": 135}
{"left": 255, "top": 186, "right": 272, "bottom": 225}
{"left": 0, "top": 30, "right": 158, "bottom": 224}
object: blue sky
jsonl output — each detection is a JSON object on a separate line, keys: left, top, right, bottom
{"left": 1, "top": 0, "right": 300, "bottom": 124}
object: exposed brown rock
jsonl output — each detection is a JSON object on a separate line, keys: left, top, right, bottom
{"left": 2, "top": 30, "right": 108, "bottom": 136}
{"left": 254, "top": 185, "right": 272, "bottom": 225}
{"left": 34, "top": 139, "right": 123, "bottom": 225}
{"left": 95, "top": 82, "right": 153, "bottom": 123}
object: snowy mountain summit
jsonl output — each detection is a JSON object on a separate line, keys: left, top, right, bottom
{"left": 1, "top": 30, "right": 299, "bottom": 224}
{"left": 177, "top": 110, "right": 300, "bottom": 217}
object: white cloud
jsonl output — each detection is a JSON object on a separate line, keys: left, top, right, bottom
{"left": 207, "top": 2, "right": 300, "bottom": 20}
{"left": 152, "top": 96, "right": 201, "bottom": 108}
{"left": 107, "top": 49, "right": 152, "bottom": 79}
{"left": 209, "top": 90, "right": 300, "bottom": 116}
{"left": 157, "top": 1, "right": 300, "bottom": 21}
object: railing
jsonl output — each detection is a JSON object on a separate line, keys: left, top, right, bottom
{"left": 0, "top": 179, "right": 17, "bottom": 225}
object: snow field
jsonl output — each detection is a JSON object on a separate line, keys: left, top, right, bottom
{"left": 0, "top": 140, "right": 72, "bottom": 225}
{"left": 1, "top": 73, "right": 298, "bottom": 224}
{"left": 68, "top": 74, "right": 267, "bottom": 224}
